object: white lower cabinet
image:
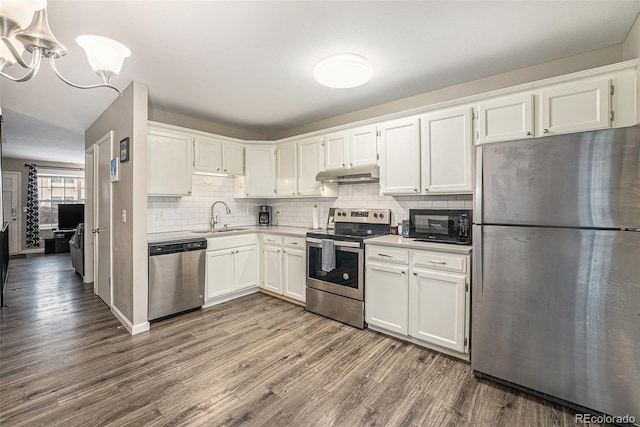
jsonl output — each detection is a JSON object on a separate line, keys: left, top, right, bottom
{"left": 205, "top": 235, "right": 259, "bottom": 305}
{"left": 410, "top": 268, "right": 466, "bottom": 353}
{"left": 365, "top": 261, "right": 409, "bottom": 335}
{"left": 260, "top": 234, "right": 306, "bottom": 303}
{"left": 365, "top": 243, "right": 470, "bottom": 359}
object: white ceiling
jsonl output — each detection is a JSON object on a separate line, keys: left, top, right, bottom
{"left": 2, "top": 0, "right": 640, "bottom": 164}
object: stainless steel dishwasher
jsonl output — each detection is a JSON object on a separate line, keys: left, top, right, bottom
{"left": 148, "top": 238, "right": 207, "bottom": 321}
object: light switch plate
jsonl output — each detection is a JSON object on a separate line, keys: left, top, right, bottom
{"left": 121, "top": 209, "right": 127, "bottom": 223}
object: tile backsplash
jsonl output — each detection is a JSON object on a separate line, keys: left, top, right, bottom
{"left": 147, "top": 175, "right": 473, "bottom": 233}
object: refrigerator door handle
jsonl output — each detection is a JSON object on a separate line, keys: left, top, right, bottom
{"left": 473, "top": 225, "right": 483, "bottom": 302}
{"left": 474, "top": 146, "right": 483, "bottom": 222}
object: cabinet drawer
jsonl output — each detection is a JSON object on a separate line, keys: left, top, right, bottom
{"left": 367, "top": 245, "right": 409, "bottom": 264}
{"left": 413, "top": 250, "right": 467, "bottom": 273}
{"left": 207, "top": 234, "right": 257, "bottom": 251}
{"left": 262, "top": 234, "right": 283, "bottom": 245}
{"left": 284, "top": 236, "right": 305, "bottom": 248}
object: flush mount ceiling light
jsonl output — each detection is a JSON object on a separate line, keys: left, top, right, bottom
{"left": 314, "top": 53, "right": 373, "bottom": 89}
{"left": 0, "top": 0, "right": 131, "bottom": 94}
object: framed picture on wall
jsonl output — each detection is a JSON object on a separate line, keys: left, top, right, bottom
{"left": 119, "top": 137, "right": 130, "bottom": 162}
{"left": 110, "top": 158, "right": 119, "bottom": 182}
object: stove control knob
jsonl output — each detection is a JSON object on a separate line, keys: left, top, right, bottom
{"left": 373, "top": 213, "right": 378, "bottom": 218}
{"left": 379, "top": 213, "right": 385, "bottom": 219}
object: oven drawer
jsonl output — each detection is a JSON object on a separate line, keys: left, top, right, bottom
{"left": 412, "top": 250, "right": 467, "bottom": 273}
{"left": 262, "top": 234, "right": 283, "bottom": 245}
{"left": 366, "top": 245, "right": 409, "bottom": 264}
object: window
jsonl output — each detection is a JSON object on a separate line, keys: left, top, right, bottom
{"left": 38, "top": 173, "right": 85, "bottom": 229}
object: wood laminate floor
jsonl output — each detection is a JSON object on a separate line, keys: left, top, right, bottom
{"left": 0, "top": 254, "right": 605, "bottom": 426}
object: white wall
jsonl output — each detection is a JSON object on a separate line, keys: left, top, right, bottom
{"left": 148, "top": 178, "right": 471, "bottom": 233}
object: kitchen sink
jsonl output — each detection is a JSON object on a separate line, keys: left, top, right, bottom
{"left": 190, "top": 228, "right": 247, "bottom": 234}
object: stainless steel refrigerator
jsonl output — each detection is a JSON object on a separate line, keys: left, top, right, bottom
{"left": 472, "top": 126, "right": 640, "bottom": 422}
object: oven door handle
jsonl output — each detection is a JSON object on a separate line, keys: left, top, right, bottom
{"left": 306, "top": 237, "right": 361, "bottom": 249}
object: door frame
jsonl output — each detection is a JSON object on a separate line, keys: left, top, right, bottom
{"left": 84, "top": 146, "right": 95, "bottom": 284}
{"left": 2, "top": 171, "right": 21, "bottom": 254}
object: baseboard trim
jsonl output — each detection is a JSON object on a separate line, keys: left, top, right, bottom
{"left": 259, "top": 288, "right": 305, "bottom": 307}
{"left": 20, "top": 248, "right": 44, "bottom": 254}
{"left": 111, "top": 305, "right": 150, "bottom": 335}
{"left": 202, "top": 287, "right": 259, "bottom": 308}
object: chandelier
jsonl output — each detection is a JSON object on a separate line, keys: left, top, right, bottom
{"left": 0, "top": 0, "right": 131, "bottom": 94}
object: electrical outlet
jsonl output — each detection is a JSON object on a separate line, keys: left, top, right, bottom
{"left": 121, "top": 209, "right": 127, "bottom": 223}
{"left": 159, "top": 210, "right": 164, "bottom": 219}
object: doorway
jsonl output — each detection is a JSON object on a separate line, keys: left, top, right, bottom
{"left": 2, "top": 172, "right": 21, "bottom": 255}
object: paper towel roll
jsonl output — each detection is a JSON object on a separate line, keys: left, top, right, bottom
{"left": 312, "top": 205, "right": 319, "bottom": 229}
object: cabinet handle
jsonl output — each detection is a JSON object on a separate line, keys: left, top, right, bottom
{"left": 277, "top": 250, "right": 281, "bottom": 253}
{"left": 424, "top": 188, "right": 429, "bottom": 192}
{"left": 246, "top": 193, "right": 249, "bottom": 196}
{"left": 413, "top": 272, "right": 417, "bottom": 276}
{"left": 217, "top": 168, "right": 220, "bottom": 171}
{"left": 224, "top": 169, "right": 227, "bottom": 172}
{"left": 292, "top": 192, "right": 296, "bottom": 195}
{"left": 342, "top": 163, "right": 345, "bottom": 167}
{"left": 401, "top": 271, "right": 405, "bottom": 275}
{"left": 283, "top": 250, "right": 286, "bottom": 253}
{"left": 413, "top": 188, "right": 418, "bottom": 192}
{"left": 543, "top": 128, "right": 549, "bottom": 133}
{"left": 290, "top": 242, "right": 298, "bottom": 245}
{"left": 378, "top": 253, "right": 392, "bottom": 258}
{"left": 350, "top": 163, "right": 353, "bottom": 167}
{"left": 428, "top": 260, "right": 447, "bottom": 265}
{"left": 526, "top": 131, "right": 531, "bottom": 136}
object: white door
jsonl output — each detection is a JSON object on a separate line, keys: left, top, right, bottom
{"left": 262, "top": 245, "right": 282, "bottom": 293}
{"left": 276, "top": 142, "right": 297, "bottom": 197}
{"left": 206, "top": 249, "right": 234, "bottom": 298}
{"left": 476, "top": 93, "right": 534, "bottom": 144}
{"left": 297, "top": 137, "right": 323, "bottom": 196}
{"left": 147, "top": 128, "right": 193, "bottom": 196}
{"left": 538, "top": 77, "right": 610, "bottom": 136}
{"left": 94, "top": 132, "right": 112, "bottom": 306}
{"left": 410, "top": 268, "right": 466, "bottom": 352}
{"left": 244, "top": 146, "right": 276, "bottom": 197}
{"left": 323, "top": 131, "right": 348, "bottom": 170}
{"left": 379, "top": 117, "right": 421, "bottom": 194}
{"left": 349, "top": 125, "right": 378, "bottom": 168}
{"left": 282, "top": 247, "right": 305, "bottom": 302}
{"left": 84, "top": 148, "right": 95, "bottom": 284}
{"left": 234, "top": 245, "right": 258, "bottom": 290}
{"left": 2, "top": 172, "right": 21, "bottom": 254}
{"left": 420, "top": 107, "right": 473, "bottom": 194}
{"left": 223, "top": 142, "right": 244, "bottom": 175}
{"left": 365, "top": 261, "right": 409, "bottom": 335}
{"left": 194, "top": 136, "right": 223, "bottom": 173}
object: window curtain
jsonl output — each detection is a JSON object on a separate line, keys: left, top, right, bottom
{"left": 26, "top": 164, "right": 40, "bottom": 248}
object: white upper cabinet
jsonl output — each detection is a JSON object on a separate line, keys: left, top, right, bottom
{"left": 147, "top": 126, "right": 193, "bottom": 196}
{"left": 323, "top": 131, "right": 349, "bottom": 170}
{"left": 194, "top": 136, "right": 244, "bottom": 175}
{"left": 276, "top": 142, "right": 297, "bottom": 197}
{"left": 297, "top": 137, "right": 324, "bottom": 196}
{"left": 420, "top": 107, "right": 473, "bottom": 194}
{"left": 193, "top": 136, "right": 223, "bottom": 173}
{"left": 223, "top": 141, "right": 244, "bottom": 175}
{"left": 323, "top": 126, "right": 377, "bottom": 170}
{"left": 241, "top": 145, "right": 276, "bottom": 198}
{"left": 379, "top": 117, "right": 421, "bottom": 195}
{"left": 349, "top": 125, "right": 378, "bottom": 167}
{"left": 538, "top": 77, "right": 610, "bottom": 136}
{"left": 476, "top": 93, "right": 534, "bottom": 144}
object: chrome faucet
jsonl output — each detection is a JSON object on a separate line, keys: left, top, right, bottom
{"left": 210, "top": 201, "right": 231, "bottom": 230}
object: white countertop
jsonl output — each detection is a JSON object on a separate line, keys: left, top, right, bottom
{"left": 366, "top": 235, "right": 473, "bottom": 254}
{"left": 147, "top": 225, "right": 313, "bottom": 243}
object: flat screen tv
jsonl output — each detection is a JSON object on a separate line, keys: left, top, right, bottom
{"left": 58, "top": 203, "right": 84, "bottom": 230}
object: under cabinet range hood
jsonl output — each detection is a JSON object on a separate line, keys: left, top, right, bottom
{"left": 315, "top": 166, "right": 379, "bottom": 183}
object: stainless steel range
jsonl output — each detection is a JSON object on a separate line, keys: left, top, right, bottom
{"left": 306, "top": 208, "right": 391, "bottom": 328}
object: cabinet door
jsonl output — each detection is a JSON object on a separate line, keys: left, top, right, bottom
{"left": 262, "top": 245, "right": 282, "bottom": 293}
{"left": 323, "top": 131, "right": 349, "bottom": 170}
{"left": 223, "top": 142, "right": 244, "bottom": 175}
{"left": 147, "top": 128, "right": 193, "bottom": 196}
{"left": 297, "top": 137, "right": 324, "bottom": 196}
{"left": 379, "top": 117, "right": 420, "bottom": 194}
{"left": 234, "top": 245, "right": 258, "bottom": 290}
{"left": 420, "top": 107, "right": 472, "bottom": 194}
{"left": 244, "top": 146, "right": 276, "bottom": 197}
{"left": 193, "top": 135, "right": 223, "bottom": 174}
{"left": 476, "top": 93, "right": 534, "bottom": 144}
{"left": 283, "top": 247, "right": 306, "bottom": 302}
{"left": 410, "top": 268, "right": 466, "bottom": 352}
{"left": 206, "top": 249, "right": 234, "bottom": 299}
{"left": 538, "top": 78, "right": 610, "bottom": 136}
{"left": 365, "top": 261, "right": 409, "bottom": 335}
{"left": 276, "top": 142, "right": 297, "bottom": 197}
{"left": 350, "top": 125, "right": 378, "bottom": 167}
